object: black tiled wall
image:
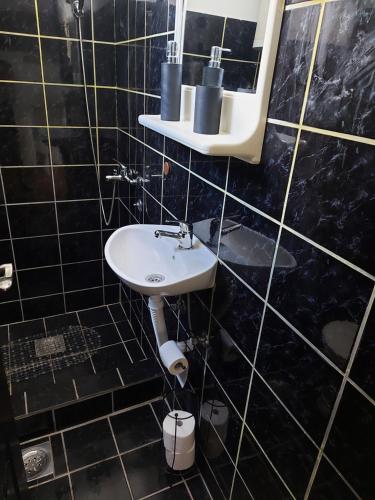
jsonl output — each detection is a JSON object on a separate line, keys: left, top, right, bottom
{"left": 115, "top": 0, "right": 375, "bottom": 499}
{"left": 0, "top": 0, "right": 120, "bottom": 325}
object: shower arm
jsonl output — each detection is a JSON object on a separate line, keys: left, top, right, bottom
{"left": 72, "top": 0, "right": 84, "bottom": 18}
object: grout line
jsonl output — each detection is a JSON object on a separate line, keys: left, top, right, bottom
{"left": 183, "top": 51, "right": 258, "bottom": 65}
{"left": 303, "top": 286, "right": 375, "bottom": 498}
{"left": 116, "top": 30, "right": 175, "bottom": 45}
{"left": 107, "top": 416, "right": 135, "bottom": 500}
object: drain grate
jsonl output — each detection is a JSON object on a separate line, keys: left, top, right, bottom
{"left": 35, "top": 335, "right": 66, "bottom": 357}
{"left": 22, "top": 441, "right": 53, "bottom": 481}
{"left": 145, "top": 273, "right": 165, "bottom": 283}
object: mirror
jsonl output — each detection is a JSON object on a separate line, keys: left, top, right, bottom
{"left": 179, "top": 0, "right": 270, "bottom": 93}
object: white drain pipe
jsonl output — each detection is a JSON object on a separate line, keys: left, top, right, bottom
{"left": 148, "top": 295, "right": 189, "bottom": 387}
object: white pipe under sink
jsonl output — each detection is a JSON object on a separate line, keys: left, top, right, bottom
{"left": 148, "top": 295, "right": 169, "bottom": 347}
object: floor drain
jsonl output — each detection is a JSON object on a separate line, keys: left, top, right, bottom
{"left": 22, "top": 442, "right": 53, "bottom": 481}
{"left": 145, "top": 273, "right": 165, "bottom": 283}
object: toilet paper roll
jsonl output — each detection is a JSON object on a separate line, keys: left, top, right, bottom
{"left": 201, "top": 400, "right": 229, "bottom": 444}
{"left": 163, "top": 410, "right": 195, "bottom": 453}
{"left": 165, "top": 441, "right": 195, "bottom": 470}
{"left": 159, "top": 340, "right": 189, "bottom": 376}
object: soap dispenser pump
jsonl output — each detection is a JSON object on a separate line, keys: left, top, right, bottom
{"left": 193, "top": 46, "right": 231, "bottom": 135}
{"left": 161, "top": 40, "right": 182, "bottom": 122}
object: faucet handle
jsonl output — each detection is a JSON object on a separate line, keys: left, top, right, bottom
{"left": 165, "top": 219, "right": 193, "bottom": 230}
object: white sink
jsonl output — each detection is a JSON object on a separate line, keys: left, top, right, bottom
{"left": 105, "top": 225, "right": 218, "bottom": 296}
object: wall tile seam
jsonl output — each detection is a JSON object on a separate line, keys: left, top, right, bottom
{"left": 0, "top": 30, "right": 118, "bottom": 45}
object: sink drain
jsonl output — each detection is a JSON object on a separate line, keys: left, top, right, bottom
{"left": 145, "top": 273, "right": 165, "bottom": 283}
{"left": 22, "top": 442, "right": 53, "bottom": 481}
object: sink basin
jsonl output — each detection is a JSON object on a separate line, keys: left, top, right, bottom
{"left": 105, "top": 225, "right": 218, "bottom": 296}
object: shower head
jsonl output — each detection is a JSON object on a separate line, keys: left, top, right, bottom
{"left": 72, "top": 0, "right": 84, "bottom": 18}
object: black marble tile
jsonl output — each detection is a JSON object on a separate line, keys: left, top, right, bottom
{"left": 55, "top": 394, "right": 112, "bottom": 430}
{"left": 144, "top": 192, "right": 162, "bottom": 224}
{"left": 110, "top": 404, "right": 160, "bottom": 453}
{"left": 50, "top": 128, "right": 95, "bottom": 165}
{"left": 13, "top": 236, "right": 60, "bottom": 269}
{"left": 108, "top": 303, "right": 127, "bottom": 323}
{"left": 220, "top": 59, "right": 257, "bottom": 92}
{"left": 0, "top": 301, "right": 22, "bottom": 325}
{"left": 201, "top": 369, "right": 244, "bottom": 462}
{"left": 91, "top": 323, "right": 122, "bottom": 348}
{"left": 162, "top": 160, "right": 189, "bottom": 220}
{"left": 0, "top": 127, "right": 49, "bottom": 166}
{"left": 257, "top": 308, "right": 342, "bottom": 443}
{"left": 114, "top": 376, "right": 163, "bottom": 411}
{"left": 75, "top": 368, "right": 122, "bottom": 398}
{"left": 79, "top": 306, "right": 112, "bottom": 327}
{"left": 57, "top": 200, "right": 100, "bottom": 233}
{"left": 183, "top": 11, "right": 224, "bottom": 56}
{"left": 0, "top": 83, "right": 46, "bottom": 126}
{"left": 122, "top": 440, "right": 179, "bottom": 498}
{"left": 8, "top": 203, "right": 57, "bottom": 237}
{"left": 60, "top": 231, "right": 102, "bottom": 264}
{"left": 223, "top": 18, "right": 257, "bottom": 62}
{"left": 16, "top": 410, "right": 54, "bottom": 441}
{"left": 206, "top": 331, "right": 252, "bottom": 419}
{"left": 9, "top": 318, "right": 44, "bottom": 340}
{"left": 227, "top": 124, "right": 297, "bottom": 220}
{"left": 145, "top": 35, "right": 166, "bottom": 96}
{"left": 181, "top": 54, "right": 206, "bottom": 87}
{"left": 64, "top": 419, "right": 117, "bottom": 470}
{"left": 37, "top": 0, "right": 91, "bottom": 39}
{"left": 45, "top": 312, "right": 79, "bottom": 331}
{"left": 0, "top": 239, "right": 13, "bottom": 267}
{"left": 26, "top": 371, "right": 76, "bottom": 413}
{"left": 0, "top": 206, "right": 9, "bottom": 239}
{"left": 18, "top": 265, "right": 62, "bottom": 298}
{"left": 269, "top": 5, "right": 320, "bottom": 123}
{"left": 128, "top": 41, "right": 145, "bottom": 92}
{"left": 325, "top": 383, "right": 374, "bottom": 499}
{"left": 351, "top": 305, "right": 375, "bottom": 401}
{"left": 54, "top": 165, "right": 99, "bottom": 200}
{"left": 143, "top": 148, "right": 163, "bottom": 201}
{"left": 95, "top": 44, "right": 116, "bottom": 87}
{"left": 218, "top": 196, "right": 279, "bottom": 298}
{"left": 116, "top": 45, "right": 129, "bottom": 90}
{"left": 42, "top": 39, "right": 93, "bottom": 85}
{"left": 51, "top": 433, "right": 68, "bottom": 476}
{"left": 212, "top": 264, "right": 263, "bottom": 363}
{"left": 0, "top": 34, "right": 41, "bottom": 82}
{"left": 187, "top": 175, "right": 224, "bottom": 254}
{"left": 145, "top": 0, "right": 169, "bottom": 36}
{"left": 186, "top": 476, "right": 212, "bottom": 500}
{"left": 72, "top": 457, "right": 131, "bottom": 500}
{"left": 98, "top": 128, "right": 117, "bottom": 164}
{"left": 309, "top": 458, "right": 357, "bottom": 500}
{"left": 269, "top": 231, "right": 373, "bottom": 370}
{"left": 190, "top": 151, "right": 228, "bottom": 189}
{"left": 246, "top": 373, "right": 317, "bottom": 497}
{"left": 305, "top": 0, "right": 375, "bottom": 138}
{"left": 236, "top": 429, "right": 291, "bottom": 500}
{"left": 93, "top": 0, "right": 115, "bottom": 41}
{"left": 23, "top": 293, "right": 63, "bottom": 321}
{"left": 126, "top": 339, "right": 146, "bottom": 362}
{"left": 91, "top": 344, "right": 131, "bottom": 373}
{"left": 29, "top": 477, "right": 72, "bottom": 500}
{"left": 2, "top": 166, "right": 53, "bottom": 203}
{"left": 63, "top": 260, "right": 103, "bottom": 292}
{"left": 46, "top": 86, "right": 94, "bottom": 127}
{"left": 148, "top": 483, "right": 191, "bottom": 500}
{"left": 66, "top": 287, "right": 103, "bottom": 312}
{"left": 97, "top": 88, "right": 117, "bottom": 127}
{"left": 129, "top": 0, "right": 145, "bottom": 39}
{"left": 0, "top": 0, "right": 37, "bottom": 34}
{"left": 285, "top": 133, "right": 375, "bottom": 275}
{"left": 115, "top": 0, "right": 129, "bottom": 41}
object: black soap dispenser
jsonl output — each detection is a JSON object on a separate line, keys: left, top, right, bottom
{"left": 161, "top": 40, "right": 182, "bottom": 121}
{"left": 193, "top": 46, "right": 231, "bottom": 135}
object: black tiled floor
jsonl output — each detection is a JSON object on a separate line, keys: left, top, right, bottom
{"left": 122, "top": 440, "right": 180, "bottom": 499}
{"left": 187, "top": 475, "right": 212, "bottom": 499}
{"left": 110, "top": 404, "right": 161, "bottom": 453}
{"left": 45, "top": 312, "right": 80, "bottom": 332}
{"left": 148, "top": 483, "right": 191, "bottom": 499}
{"left": 71, "top": 457, "right": 132, "bottom": 500}
{"left": 29, "top": 477, "right": 72, "bottom": 500}
{"left": 79, "top": 306, "right": 113, "bottom": 327}
{"left": 64, "top": 419, "right": 117, "bottom": 470}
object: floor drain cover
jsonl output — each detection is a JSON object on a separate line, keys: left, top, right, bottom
{"left": 145, "top": 273, "right": 165, "bottom": 283}
{"left": 35, "top": 335, "right": 66, "bottom": 357}
{"left": 22, "top": 441, "right": 53, "bottom": 481}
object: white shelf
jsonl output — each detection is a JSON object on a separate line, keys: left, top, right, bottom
{"left": 138, "top": 1, "right": 284, "bottom": 165}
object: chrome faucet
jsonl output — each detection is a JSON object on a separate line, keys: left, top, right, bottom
{"left": 155, "top": 220, "right": 194, "bottom": 249}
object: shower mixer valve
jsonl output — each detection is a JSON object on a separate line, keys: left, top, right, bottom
{"left": 107, "top": 160, "right": 150, "bottom": 186}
